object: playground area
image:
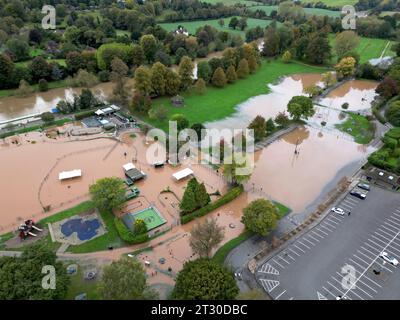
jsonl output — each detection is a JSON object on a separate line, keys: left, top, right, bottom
{"left": 122, "top": 207, "right": 167, "bottom": 232}
{"left": 50, "top": 212, "right": 107, "bottom": 245}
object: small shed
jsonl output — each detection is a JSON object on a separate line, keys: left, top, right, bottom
{"left": 125, "top": 168, "right": 146, "bottom": 182}
{"left": 172, "top": 168, "right": 194, "bottom": 181}
{"left": 171, "top": 95, "right": 185, "bottom": 107}
{"left": 59, "top": 169, "right": 82, "bottom": 181}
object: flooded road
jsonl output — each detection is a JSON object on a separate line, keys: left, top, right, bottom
{"left": 318, "top": 80, "right": 378, "bottom": 111}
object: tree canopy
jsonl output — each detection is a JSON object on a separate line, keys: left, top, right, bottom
{"left": 241, "top": 199, "right": 279, "bottom": 236}
{"left": 89, "top": 177, "right": 126, "bottom": 212}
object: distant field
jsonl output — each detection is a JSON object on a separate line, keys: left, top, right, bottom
{"left": 301, "top": 0, "right": 358, "bottom": 7}
{"left": 200, "top": 0, "right": 260, "bottom": 6}
{"left": 329, "top": 34, "right": 395, "bottom": 64}
{"left": 249, "top": 5, "right": 342, "bottom": 18}
{"left": 159, "top": 17, "right": 277, "bottom": 37}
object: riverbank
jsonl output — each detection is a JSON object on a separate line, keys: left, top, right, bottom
{"left": 146, "top": 60, "right": 328, "bottom": 131}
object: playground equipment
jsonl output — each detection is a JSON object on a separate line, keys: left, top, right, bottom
{"left": 18, "top": 219, "right": 43, "bottom": 240}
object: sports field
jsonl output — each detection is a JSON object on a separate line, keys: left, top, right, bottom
{"left": 123, "top": 207, "right": 167, "bottom": 231}
{"left": 300, "top": 0, "right": 358, "bottom": 7}
{"left": 158, "top": 17, "right": 278, "bottom": 37}
{"left": 329, "top": 34, "right": 395, "bottom": 64}
{"left": 249, "top": 5, "right": 342, "bottom": 18}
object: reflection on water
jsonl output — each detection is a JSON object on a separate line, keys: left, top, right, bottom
{"left": 246, "top": 126, "right": 374, "bottom": 213}
{"left": 205, "top": 74, "right": 322, "bottom": 131}
{"left": 318, "top": 80, "right": 378, "bottom": 111}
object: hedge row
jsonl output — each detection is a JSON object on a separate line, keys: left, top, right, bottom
{"left": 74, "top": 110, "right": 95, "bottom": 120}
{"left": 114, "top": 217, "right": 149, "bottom": 244}
{"left": 180, "top": 185, "right": 244, "bottom": 225}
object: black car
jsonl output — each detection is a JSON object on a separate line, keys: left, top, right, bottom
{"left": 350, "top": 190, "right": 366, "bottom": 200}
{"left": 357, "top": 183, "right": 370, "bottom": 191}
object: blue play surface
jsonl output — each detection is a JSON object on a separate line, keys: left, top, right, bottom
{"left": 61, "top": 218, "right": 101, "bottom": 241}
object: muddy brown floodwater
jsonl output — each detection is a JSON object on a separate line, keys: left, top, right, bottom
{"left": 318, "top": 79, "right": 378, "bottom": 111}
{"left": 205, "top": 74, "right": 323, "bottom": 130}
{"left": 0, "top": 79, "right": 135, "bottom": 122}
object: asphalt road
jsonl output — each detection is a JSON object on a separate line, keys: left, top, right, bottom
{"left": 256, "top": 185, "right": 400, "bottom": 300}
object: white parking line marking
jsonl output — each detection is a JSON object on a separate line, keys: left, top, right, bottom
{"left": 311, "top": 230, "right": 325, "bottom": 239}
{"left": 334, "top": 271, "right": 377, "bottom": 295}
{"left": 294, "top": 244, "right": 306, "bottom": 253}
{"left": 275, "top": 290, "right": 286, "bottom": 300}
{"left": 389, "top": 215, "right": 400, "bottom": 223}
{"left": 297, "top": 240, "right": 311, "bottom": 250}
{"left": 375, "top": 230, "right": 394, "bottom": 242}
{"left": 272, "top": 259, "right": 285, "bottom": 269}
{"left": 288, "top": 248, "right": 301, "bottom": 257}
{"left": 325, "top": 218, "right": 339, "bottom": 225}
{"left": 316, "top": 228, "right": 329, "bottom": 236}
{"left": 329, "top": 215, "right": 343, "bottom": 222}
{"left": 329, "top": 277, "right": 365, "bottom": 300}
{"left": 360, "top": 245, "right": 379, "bottom": 257}
{"left": 386, "top": 218, "right": 400, "bottom": 228}
{"left": 342, "top": 228, "right": 400, "bottom": 299}
{"left": 307, "top": 234, "right": 320, "bottom": 243}
{"left": 281, "top": 252, "right": 296, "bottom": 262}
{"left": 340, "top": 203, "right": 353, "bottom": 210}
{"left": 322, "top": 286, "right": 341, "bottom": 299}
{"left": 302, "top": 237, "right": 317, "bottom": 246}
{"left": 323, "top": 221, "right": 337, "bottom": 229}
{"left": 277, "top": 255, "right": 291, "bottom": 265}
{"left": 383, "top": 222, "right": 399, "bottom": 233}
{"left": 319, "top": 224, "right": 334, "bottom": 233}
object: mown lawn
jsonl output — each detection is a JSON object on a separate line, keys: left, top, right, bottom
{"left": 159, "top": 17, "right": 278, "bottom": 38}
{"left": 335, "top": 113, "right": 375, "bottom": 145}
{"left": 302, "top": 0, "right": 358, "bottom": 6}
{"left": 249, "top": 5, "right": 342, "bottom": 18}
{"left": 329, "top": 34, "right": 395, "bottom": 64}
{"left": 212, "top": 231, "right": 253, "bottom": 265}
{"left": 273, "top": 201, "right": 291, "bottom": 219}
{"left": 65, "top": 267, "right": 101, "bottom": 300}
{"left": 146, "top": 60, "right": 327, "bottom": 131}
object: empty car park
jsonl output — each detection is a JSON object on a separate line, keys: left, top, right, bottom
{"left": 256, "top": 185, "right": 400, "bottom": 300}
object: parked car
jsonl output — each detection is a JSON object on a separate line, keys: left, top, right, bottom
{"left": 350, "top": 190, "right": 366, "bottom": 200}
{"left": 331, "top": 207, "right": 346, "bottom": 216}
{"left": 125, "top": 187, "right": 140, "bottom": 200}
{"left": 357, "top": 183, "right": 370, "bottom": 191}
{"left": 380, "top": 252, "right": 399, "bottom": 266}
{"left": 124, "top": 178, "right": 134, "bottom": 187}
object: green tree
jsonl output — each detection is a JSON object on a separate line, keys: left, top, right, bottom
{"left": 195, "top": 182, "right": 211, "bottom": 207}
{"left": 41, "top": 112, "right": 54, "bottom": 123}
{"left": 212, "top": 67, "right": 227, "bottom": 88}
{"left": 241, "top": 199, "right": 279, "bottom": 236}
{"left": 0, "top": 54, "right": 14, "bottom": 89}
{"left": 194, "top": 78, "right": 206, "bottom": 94}
{"left": 178, "top": 56, "right": 194, "bottom": 91}
{"left": 275, "top": 112, "right": 290, "bottom": 127}
{"left": 228, "top": 17, "right": 239, "bottom": 30}
{"left": 236, "top": 58, "right": 249, "bottom": 78}
{"left": 150, "top": 62, "right": 167, "bottom": 96}
{"left": 172, "top": 258, "right": 238, "bottom": 300}
{"left": 376, "top": 77, "right": 399, "bottom": 99}
{"left": 28, "top": 57, "right": 51, "bottom": 83}
{"left": 197, "top": 61, "right": 212, "bottom": 83}
{"left": 386, "top": 101, "right": 400, "bottom": 127}
{"left": 164, "top": 68, "right": 181, "bottom": 96}
{"left": 89, "top": 177, "right": 126, "bottom": 212}
{"left": 305, "top": 33, "right": 332, "bottom": 65}
{"left": 248, "top": 115, "right": 267, "bottom": 142}
{"left": 266, "top": 118, "right": 276, "bottom": 133}
{"left": 334, "top": 31, "right": 360, "bottom": 61}
{"left": 237, "top": 17, "right": 248, "bottom": 31}
{"left": 66, "top": 51, "right": 85, "bottom": 75}
{"left": 287, "top": 96, "right": 315, "bottom": 120}
{"left": 321, "top": 72, "right": 337, "bottom": 88}
{"left": 226, "top": 65, "right": 237, "bottom": 83}
{"left": 132, "top": 44, "right": 145, "bottom": 67}
{"left": 335, "top": 57, "right": 357, "bottom": 78}
{"left": 0, "top": 243, "right": 69, "bottom": 300}
{"left": 38, "top": 79, "right": 48, "bottom": 92}
{"left": 16, "top": 80, "right": 33, "bottom": 97}
{"left": 171, "top": 113, "right": 189, "bottom": 131}
{"left": 130, "top": 92, "right": 152, "bottom": 114}
{"left": 140, "top": 34, "right": 157, "bottom": 63}
{"left": 190, "top": 218, "right": 225, "bottom": 258}
{"left": 6, "top": 38, "right": 30, "bottom": 61}
{"left": 223, "top": 154, "right": 253, "bottom": 186}
{"left": 262, "top": 27, "right": 280, "bottom": 57}
{"left": 180, "top": 182, "right": 198, "bottom": 214}
{"left": 98, "top": 257, "right": 157, "bottom": 300}
{"left": 282, "top": 50, "right": 292, "bottom": 63}
{"left": 110, "top": 57, "right": 129, "bottom": 79}
{"left": 134, "top": 66, "right": 152, "bottom": 96}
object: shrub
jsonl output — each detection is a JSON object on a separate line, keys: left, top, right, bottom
{"left": 38, "top": 79, "right": 48, "bottom": 92}
{"left": 114, "top": 217, "right": 149, "bottom": 244}
{"left": 181, "top": 186, "right": 243, "bottom": 224}
{"left": 41, "top": 112, "right": 55, "bottom": 123}
{"left": 98, "top": 70, "right": 110, "bottom": 82}
{"left": 74, "top": 110, "right": 95, "bottom": 120}
{"left": 383, "top": 136, "right": 398, "bottom": 149}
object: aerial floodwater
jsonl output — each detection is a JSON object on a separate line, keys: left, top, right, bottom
{"left": 206, "top": 74, "right": 377, "bottom": 214}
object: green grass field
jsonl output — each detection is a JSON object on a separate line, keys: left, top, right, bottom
{"left": 329, "top": 34, "right": 395, "bottom": 64}
{"left": 146, "top": 60, "right": 327, "bottom": 131}
{"left": 249, "top": 5, "right": 342, "bottom": 18}
{"left": 301, "top": 0, "right": 358, "bottom": 7}
{"left": 200, "top": 0, "right": 260, "bottom": 6}
{"left": 159, "top": 17, "right": 278, "bottom": 38}
{"left": 335, "top": 113, "right": 375, "bottom": 144}
{"left": 125, "top": 207, "right": 167, "bottom": 231}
